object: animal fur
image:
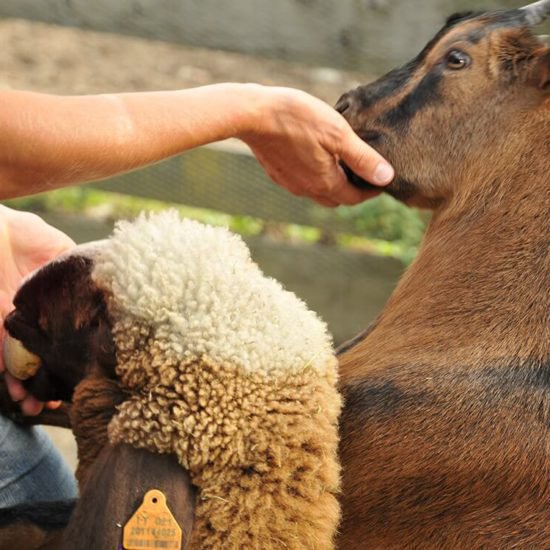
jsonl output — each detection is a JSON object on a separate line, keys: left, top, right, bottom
{"left": 336, "top": 6, "right": 550, "bottom": 548}
{"left": 3, "top": 212, "right": 342, "bottom": 549}
{"left": 5, "top": 5, "right": 549, "bottom": 548}
{"left": 96, "top": 213, "right": 342, "bottom": 549}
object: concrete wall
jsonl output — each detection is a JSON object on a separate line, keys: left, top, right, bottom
{"left": 0, "top": 0, "right": 535, "bottom": 72}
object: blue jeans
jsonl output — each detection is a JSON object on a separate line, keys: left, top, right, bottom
{"left": 0, "top": 415, "right": 78, "bottom": 507}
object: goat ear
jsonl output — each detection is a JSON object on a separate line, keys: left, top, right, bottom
{"left": 530, "top": 50, "right": 550, "bottom": 90}
{"left": 61, "top": 444, "right": 196, "bottom": 550}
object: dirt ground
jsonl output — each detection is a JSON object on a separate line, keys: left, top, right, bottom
{"left": 0, "top": 17, "right": 370, "bottom": 103}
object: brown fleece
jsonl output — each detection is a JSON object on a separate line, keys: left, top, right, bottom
{"left": 108, "top": 329, "right": 341, "bottom": 549}
{"left": 70, "top": 376, "right": 125, "bottom": 489}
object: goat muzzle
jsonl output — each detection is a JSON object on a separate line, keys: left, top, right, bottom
{"left": 2, "top": 334, "right": 42, "bottom": 380}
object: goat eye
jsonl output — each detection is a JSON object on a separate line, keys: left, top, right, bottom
{"left": 446, "top": 50, "right": 471, "bottom": 70}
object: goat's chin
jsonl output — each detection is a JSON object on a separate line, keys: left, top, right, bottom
{"left": 340, "top": 162, "right": 379, "bottom": 192}
{"left": 341, "top": 162, "right": 418, "bottom": 204}
{"left": 385, "top": 177, "right": 418, "bottom": 203}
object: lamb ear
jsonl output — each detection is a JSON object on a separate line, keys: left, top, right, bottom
{"left": 530, "top": 49, "right": 550, "bottom": 89}
{"left": 61, "top": 444, "right": 196, "bottom": 550}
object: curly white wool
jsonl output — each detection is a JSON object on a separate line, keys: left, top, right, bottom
{"left": 92, "top": 211, "right": 334, "bottom": 376}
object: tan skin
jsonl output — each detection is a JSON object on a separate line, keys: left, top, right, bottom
{"left": 0, "top": 83, "right": 393, "bottom": 415}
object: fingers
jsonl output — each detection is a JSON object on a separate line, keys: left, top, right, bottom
{"left": 243, "top": 86, "right": 394, "bottom": 206}
{"left": 5, "top": 371, "right": 26, "bottom": 401}
{"left": 313, "top": 195, "right": 340, "bottom": 208}
{"left": 0, "top": 208, "right": 72, "bottom": 416}
{"left": 327, "top": 165, "right": 383, "bottom": 206}
{"left": 339, "top": 126, "right": 395, "bottom": 187}
{"left": 20, "top": 394, "right": 44, "bottom": 416}
{"left": 4, "top": 370, "right": 50, "bottom": 416}
{"left": 1, "top": 330, "right": 50, "bottom": 416}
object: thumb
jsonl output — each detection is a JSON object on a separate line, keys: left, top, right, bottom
{"left": 0, "top": 298, "right": 11, "bottom": 374}
{"left": 339, "top": 128, "right": 394, "bottom": 186}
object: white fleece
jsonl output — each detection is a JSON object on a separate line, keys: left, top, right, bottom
{"left": 91, "top": 211, "right": 334, "bottom": 377}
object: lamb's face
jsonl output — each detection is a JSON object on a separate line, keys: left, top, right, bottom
{"left": 3, "top": 246, "right": 116, "bottom": 402}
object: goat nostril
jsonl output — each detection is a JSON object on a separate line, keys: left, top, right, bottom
{"left": 335, "top": 96, "right": 351, "bottom": 114}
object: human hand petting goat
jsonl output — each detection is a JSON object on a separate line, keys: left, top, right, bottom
{"left": 0, "top": 84, "right": 393, "bottom": 206}
{"left": 238, "top": 86, "right": 394, "bottom": 206}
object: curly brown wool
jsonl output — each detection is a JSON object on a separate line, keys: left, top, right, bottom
{"left": 109, "top": 337, "right": 341, "bottom": 550}
{"left": 70, "top": 376, "right": 125, "bottom": 489}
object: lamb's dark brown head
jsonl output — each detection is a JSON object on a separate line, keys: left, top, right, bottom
{"left": 337, "top": 2, "right": 550, "bottom": 208}
{"left": 3, "top": 248, "right": 116, "bottom": 402}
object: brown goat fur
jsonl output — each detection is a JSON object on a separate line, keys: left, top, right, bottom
{"left": 336, "top": 7, "right": 549, "bottom": 548}
{"left": 0, "top": 500, "right": 71, "bottom": 550}
{"left": 69, "top": 376, "right": 125, "bottom": 488}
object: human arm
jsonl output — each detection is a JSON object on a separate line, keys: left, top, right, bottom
{"left": 0, "top": 84, "right": 393, "bottom": 206}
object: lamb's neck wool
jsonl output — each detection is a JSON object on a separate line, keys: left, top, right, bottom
{"left": 91, "top": 211, "right": 335, "bottom": 378}
{"left": 108, "top": 349, "right": 341, "bottom": 549}
{"left": 70, "top": 377, "right": 125, "bottom": 489}
{"left": 90, "top": 211, "right": 341, "bottom": 548}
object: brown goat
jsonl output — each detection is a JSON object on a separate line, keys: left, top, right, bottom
{"left": 336, "top": 3, "right": 549, "bottom": 548}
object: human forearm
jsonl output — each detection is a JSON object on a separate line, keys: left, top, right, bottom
{"left": 0, "top": 84, "right": 260, "bottom": 198}
{"left": 0, "top": 84, "right": 393, "bottom": 205}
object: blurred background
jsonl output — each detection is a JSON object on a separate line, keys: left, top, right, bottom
{"left": 0, "top": 0, "right": 541, "bottom": 466}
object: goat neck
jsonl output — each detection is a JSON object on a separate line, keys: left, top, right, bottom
{"left": 343, "top": 129, "right": 549, "bottom": 380}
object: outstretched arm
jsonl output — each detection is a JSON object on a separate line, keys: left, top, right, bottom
{"left": 0, "top": 84, "right": 393, "bottom": 206}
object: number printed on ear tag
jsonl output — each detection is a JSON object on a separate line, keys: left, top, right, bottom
{"left": 123, "top": 489, "right": 183, "bottom": 549}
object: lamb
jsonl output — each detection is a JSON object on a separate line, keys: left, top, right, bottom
{"left": 1, "top": 211, "right": 342, "bottom": 549}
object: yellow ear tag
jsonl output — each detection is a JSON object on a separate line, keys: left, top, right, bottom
{"left": 123, "top": 489, "right": 183, "bottom": 549}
